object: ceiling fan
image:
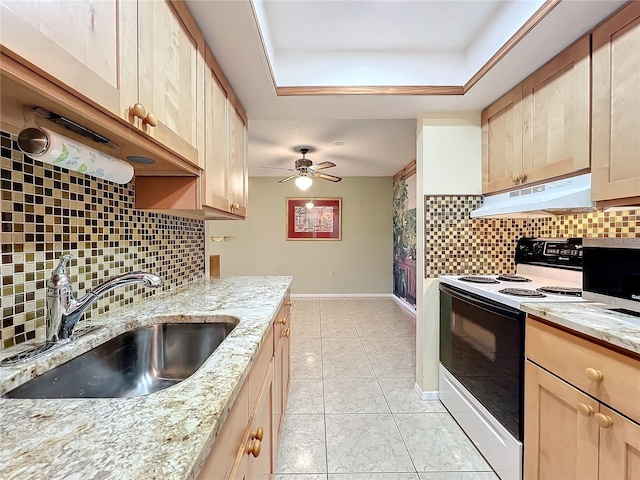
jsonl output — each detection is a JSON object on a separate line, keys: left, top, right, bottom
{"left": 259, "top": 148, "right": 342, "bottom": 190}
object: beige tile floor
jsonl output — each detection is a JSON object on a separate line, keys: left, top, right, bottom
{"left": 275, "top": 297, "right": 499, "bottom": 480}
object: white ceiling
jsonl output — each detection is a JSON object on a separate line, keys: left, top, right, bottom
{"left": 185, "top": 0, "right": 626, "bottom": 177}
{"left": 263, "top": 1, "right": 503, "bottom": 52}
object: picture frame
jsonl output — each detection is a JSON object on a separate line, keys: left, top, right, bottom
{"left": 286, "top": 198, "right": 342, "bottom": 241}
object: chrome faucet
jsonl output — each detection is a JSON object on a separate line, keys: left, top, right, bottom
{"left": 46, "top": 254, "right": 163, "bottom": 342}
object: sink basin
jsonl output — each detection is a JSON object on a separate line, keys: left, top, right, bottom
{"left": 3, "top": 322, "right": 236, "bottom": 399}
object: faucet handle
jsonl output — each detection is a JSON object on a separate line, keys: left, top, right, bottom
{"left": 48, "top": 254, "right": 73, "bottom": 290}
{"left": 53, "top": 254, "right": 73, "bottom": 275}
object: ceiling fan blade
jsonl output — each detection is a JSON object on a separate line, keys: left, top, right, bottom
{"left": 258, "top": 166, "right": 295, "bottom": 171}
{"left": 278, "top": 175, "right": 299, "bottom": 184}
{"left": 315, "top": 172, "right": 342, "bottom": 183}
{"left": 311, "top": 161, "right": 336, "bottom": 171}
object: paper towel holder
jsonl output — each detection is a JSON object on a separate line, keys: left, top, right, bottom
{"left": 28, "top": 106, "right": 117, "bottom": 149}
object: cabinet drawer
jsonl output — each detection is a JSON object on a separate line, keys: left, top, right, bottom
{"left": 526, "top": 317, "right": 640, "bottom": 423}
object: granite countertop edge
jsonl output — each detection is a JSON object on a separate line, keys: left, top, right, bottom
{"left": 521, "top": 302, "right": 640, "bottom": 355}
{"left": 0, "top": 275, "right": 293, "bottom": 480}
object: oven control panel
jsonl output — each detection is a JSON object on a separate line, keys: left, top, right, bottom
{"left": 515, "top": 238, "right": 583, "bottom": 269}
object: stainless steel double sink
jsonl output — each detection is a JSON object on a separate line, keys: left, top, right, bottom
{"left": 4, "top": 321, "right": 237, "bottom": 399}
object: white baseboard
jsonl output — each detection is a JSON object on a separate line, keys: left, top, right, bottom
{"left": 392, "top": 295, "right": 417, "bottom": 316}
{"left": 291, "top": 293, "right": 394, "bottom": 298}
{"left": 414, "top": 382, "right": 439, "bottom": 400}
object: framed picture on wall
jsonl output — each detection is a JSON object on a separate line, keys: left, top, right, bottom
{"left": 286, "top": 198, "right": 342, "bottom": 241}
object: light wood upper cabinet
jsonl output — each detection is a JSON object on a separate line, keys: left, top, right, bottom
{"left": 482, "top": 36, "right": 591, "bottom": 195}
{"left": 228, "top": 106, "right": 248, "bottom": 217}
{"left": 592, "top": 2, "right": 640, "bottom": 203}
{"left": 0, "top": 0, "right": 137, "bottom": 118}
{"left": 482, "top": 85, "right": 523, "bottom": 193}
{"left": 521, "top": 36, "right": 591, "bottom": 185}
{"left": 203, "top": 52, "right": 230, "bottom": 212}
{"left": 135, "top": 0, "right": 203, "bottom": 168}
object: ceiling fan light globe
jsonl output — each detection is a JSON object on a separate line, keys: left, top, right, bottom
{"left": 295, "top": 176, "right": 313, "bottom": 190}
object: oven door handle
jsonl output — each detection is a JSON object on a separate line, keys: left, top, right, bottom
{"left": 439, "top": 283, "right": 523, "bottom": 320}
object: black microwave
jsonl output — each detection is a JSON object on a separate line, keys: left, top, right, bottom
{"left": 583, "top": 238, "right": 640, "bottom": 313}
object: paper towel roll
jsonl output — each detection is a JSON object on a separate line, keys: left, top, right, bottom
{"left": 17, "top": 127, "right": 134, "bottom": 184}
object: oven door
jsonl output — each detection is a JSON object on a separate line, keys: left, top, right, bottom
{"left": 439, "top": 283, "right": 525, "bottom": 441}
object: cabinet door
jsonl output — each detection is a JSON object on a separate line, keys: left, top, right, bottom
{"left": 598, "top": 405, "right": 640, "bottom": 480}
{"left": 482, "top": 85, "right": 523, "bottom": 194}
{"left": 524, "top": 361, "right": 599, "bottom": 480}
{"left": 0, "top": 0, "right": 137, "bottom": 118}
{"left": 228, "top": 106, "right": 248, "bottom": 217}
{"left": 197, "top": 380, "right": 249, "bottom": 480}
{"left": 203, "top": 49, "right": 231, "bottom": 212}
{"left": 522, "top": 36, "right": 590, "bottom": 184}
{"left": 247, "top": 360, "right": 275, "bottom": 480}
{"left": 592, "top": 2, "right": 640, "bottom": 203}
{"left": 137, "top": 0, "right": 202, "bottom": 167}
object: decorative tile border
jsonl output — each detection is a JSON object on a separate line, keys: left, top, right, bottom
{"left": 424, "top": 195, "right": 639, "bottom": 278}
{"left": 1, "top": 130, "right": 205, "bottom": 350}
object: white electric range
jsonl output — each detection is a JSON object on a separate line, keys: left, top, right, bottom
{"left": 438, "top": 238, "right": 586, "bottom": 480}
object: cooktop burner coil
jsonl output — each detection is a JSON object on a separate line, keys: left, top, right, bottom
{"left": 498, "top": 288, "right": 547, "bottom": 298}
{"left": 459, "top": 276, "right": 499, "bottom": 284}
{"left": 537, "top": 286, "right": 583, "bottom": 296}
{"left": 496, "top": 274, "right": 531, "bottom": 282}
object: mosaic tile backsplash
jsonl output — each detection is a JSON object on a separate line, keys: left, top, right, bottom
{"left": 1, "top": 130, "right": 205, "bottom": 350}
{"left": 424, "top": 195, "right": 639, "bottom": 278}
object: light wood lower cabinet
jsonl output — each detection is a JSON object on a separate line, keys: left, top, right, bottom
{"left": 525, "top": 317, "right": 640, "bottom": 480}
{"left": 198, "top": 293, "right": 291, "bottom": 480}
{"left": 524, "top": 361, "right": 599, "bottom": 480}
{"left": 591, "top": 1, "right": 640, "bottom": 204}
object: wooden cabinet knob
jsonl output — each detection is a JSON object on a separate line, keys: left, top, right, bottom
{"left": 251, "top": 427, "right": 264, "bottom": 441}
{"left": 246, "top": 438, "right": 261, "bottom": 457}
{"left": 233, "top": 202, "right": 240, "bottom": 210}
{"left": 286, "top": 300, "right": 293, "bottom": 307}
{"left": 517, "top": 173, "right": 527, "bottom": 182}
{"left": 129, "top": 103, "right": 147, "bottom": 119}
{"left": 595, "top": 413, "right": 613, "bottom": 428}
{"left": 278, "top": 317, "right": 287, "bottom": 325}
{"left": 577, "top": 403, "right": 594, "bottom": 417}
{"left": 585, "top": 368, "right": 603, "bottom": 382}
{"left": 282, "top": 328, "right": 290, "bottom": 338}
{"left": 513, "top": 176, "right": 519, "bottom": 184}
{"left": 144, "top": 112, "right": 158, "bottom": 127}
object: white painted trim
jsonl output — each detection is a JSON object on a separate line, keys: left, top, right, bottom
{"left": 291, "top": 293, "right": 394, "bottom": 298}
{"left": 414, "top": 382, "right": 439, "bottom": 400}
{"left": 393, "top": 295, "right": 417, "bottom": 316}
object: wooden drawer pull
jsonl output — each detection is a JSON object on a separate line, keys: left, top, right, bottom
{"left": 251, "top": 427, "right": 264, "bottom": 441}
{"left": 278, "top": 317, "right": 287, "bottom": 325}
{"left": 246, "top": 438, "right": 262, "bottom": 457}
{"left": 129, "top": 103, "right": 147, "bottom": 119}
{"left": 595, "top": 413, "right": 613, "bottom": 428}
{"left": 143, "top": 112, "right": 158, "bottom": 127}
{"left": 585, "top": 367, "right": 603, "bottom": 382}
{"left": 286, "top": 300, "right": 293, "bottom": 307}
{"left": 576, "top": 403, "right": 594, "bottom": 417}
{"left": 282, "top": 328, "right": 290, "bottom": 338}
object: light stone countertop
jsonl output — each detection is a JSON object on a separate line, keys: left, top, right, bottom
{"left": 0, "top": 276, "right": 293, "bottom": 480}
{"left": 521, "top": 302, "right": 640, "bottom": 355}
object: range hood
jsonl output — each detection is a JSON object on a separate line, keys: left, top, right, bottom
{"left": 471, "top": 174, "right": 596, "bottom": 218}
